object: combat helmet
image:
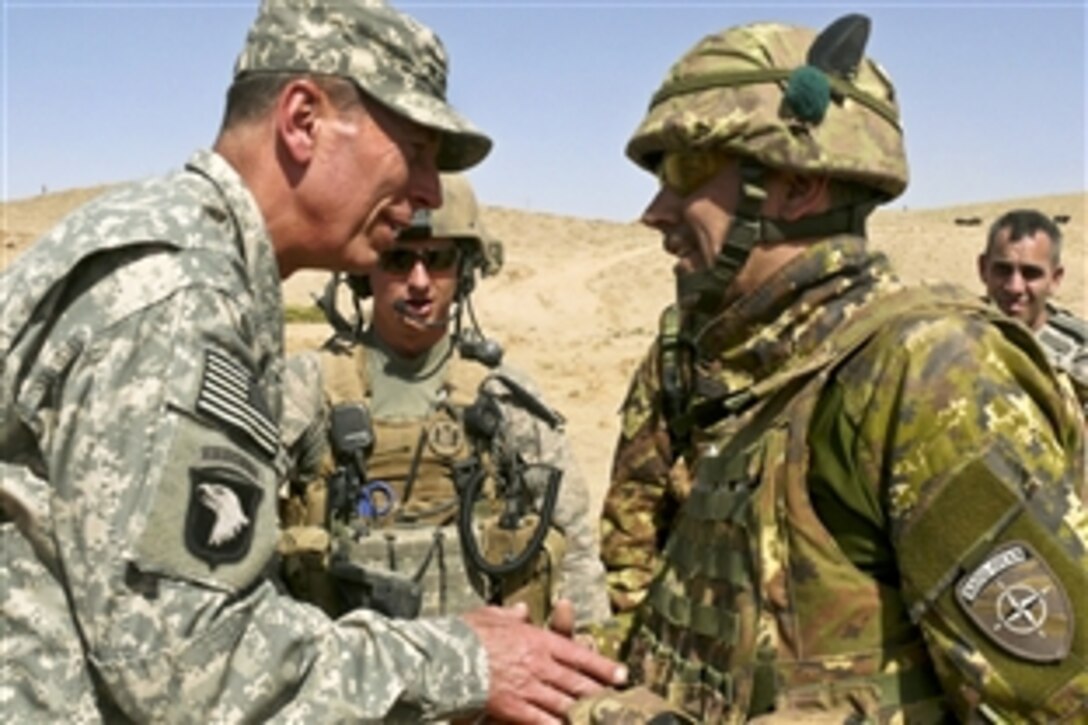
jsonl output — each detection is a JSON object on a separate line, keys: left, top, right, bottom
{"left": 629, "top": 14, "right": 906, "bottom": 308}
{"left": 399, "top": 172, "right": 503, "bottom": 280}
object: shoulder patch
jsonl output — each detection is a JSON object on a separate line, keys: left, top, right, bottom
{"left": 955, "top": 541, "right": 1074, "bottom": 662}
{"left": 185, "top": 466, "right": 263, "bottom": 567}
{"left": 196, "top": 348, "right": 278, "bottom": 458}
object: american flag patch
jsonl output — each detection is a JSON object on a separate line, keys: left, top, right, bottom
{"left": 196, "top": 349, "right": 278, "bottom": 458}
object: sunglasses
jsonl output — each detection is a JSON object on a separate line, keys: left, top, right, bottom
{"left": 657, "top": 150, "right": 731, "bottom": 197}
{"left": 378, "top": 246, "right": 461, "bottom": 274}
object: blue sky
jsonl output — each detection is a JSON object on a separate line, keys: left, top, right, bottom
{"left": 3, "top": 1, "right": 1085, "bottom": 221}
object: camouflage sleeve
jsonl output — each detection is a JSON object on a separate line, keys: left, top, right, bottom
{"left": 599, "top": 338, "right": 684, "bottom": 615}
{"left": 1064, "top": 345, "right": 1088, "bottom": 421}
{"left": 835, "top": 311, "right": 1087, "bottom": 721}
{"left": 487, "top": 366, "right": 612, "bottom": 627}
{"left": 1038, "top": 310, "right": 1088, "bottom": 420}
{"left": 281, "top": 350, "right": 330, "bottom": 485}
{"left": 34, "top": 279, "right": 488, "bottom": 720}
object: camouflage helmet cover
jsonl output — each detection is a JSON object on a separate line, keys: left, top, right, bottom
{"left": 234, "top": 0, "right": 491, "bottom": 172}
{"left": 401, "top": 173, "right": 503, "bottom": 276}
{"left": 627, "top": 20, "right": 908, "bottom": 200}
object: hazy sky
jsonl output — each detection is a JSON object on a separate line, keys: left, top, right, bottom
{"left": 3, "top": 1, "right": 1085, "bottom": 221}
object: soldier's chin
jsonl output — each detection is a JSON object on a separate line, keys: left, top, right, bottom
{"left": 1001, "top": 302, "right": 1028, "bottom": 321}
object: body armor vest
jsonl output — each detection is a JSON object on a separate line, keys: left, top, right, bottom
{"left": 321, "top": 340, "right": 485, "bottom": 525}
{"left": 280, "top": 342, "right": 563, "bottom": 622}
{"left": 628, "top": 288, "right": 999, "bottom": 722}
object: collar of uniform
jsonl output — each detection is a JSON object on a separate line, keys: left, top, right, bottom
{"left": 692, "top": 235, "right": 898, "bottom": 395}
{"left": 183, "top": 149, "right": 285, "bottom": 366}
{"left": 363, "top": 327, "right": 453, "bottom": 384}
{"left": 362, "top": 330, "right": 454, "bottom": 420}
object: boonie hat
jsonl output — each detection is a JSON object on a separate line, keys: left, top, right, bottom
{"left": 234, "top": 0, "right": 491, "bottom": 171}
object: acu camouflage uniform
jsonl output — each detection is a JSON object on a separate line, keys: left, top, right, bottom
{"left": 587, "top": 17, "right": 1088, "bottom": 724}
{"left": 0, "top": 151, "right": 488, "bottom": 722}
{"left": 279, "top": 328, "right": 610, "bottom": 627}
{"left": 1037, "top": 304, "right": 1088, "bottom": 419}
{"left": 1, "top": 1, "right": 499, "bottom": 720}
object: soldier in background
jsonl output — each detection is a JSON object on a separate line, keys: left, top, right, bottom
{"left": 978, "top": 208, "right": 1087, "bottom": 414}
{"left": 280, "top": 172, "right": 611, "bottom": 628}
{"left": 0, "top": 1, "right": 624, "bottom": 721}
{"left": 580, "top": 13, "right": 1087, "bottom": 722}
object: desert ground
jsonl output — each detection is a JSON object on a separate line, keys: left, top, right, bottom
{"left": 3, "top": 187, "right": 1084, "bottom": 516}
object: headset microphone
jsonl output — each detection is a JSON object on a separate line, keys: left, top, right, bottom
{"left": 388, "top": 237, "right": 506, "bottom": 370}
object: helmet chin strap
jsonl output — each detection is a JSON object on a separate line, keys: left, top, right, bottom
{"left": 675, "top": 160, "right": 769, "bottom": 318}
{"left": 676, "top": 158, "right": 877, "bottom": 322}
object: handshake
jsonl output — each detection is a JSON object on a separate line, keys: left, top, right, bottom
{"left": 461, "top": 600, "right": 689, "bottom": 725}
{"left": 458, "top": 598, "right": 623, "bottom": 724}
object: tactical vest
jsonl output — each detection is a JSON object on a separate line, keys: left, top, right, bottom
{"left": 626, "top": 287, "right": 1031, "bottom": 723}
{"left": 279, "top": 342, "right": 563, "bottom": 623}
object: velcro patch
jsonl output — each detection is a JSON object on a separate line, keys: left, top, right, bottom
{"left": 196, "top": 348, "right": 278, "bottom": 458}
{"left": 955, "top": 541, "right": 1073, "bottom": 662}
{"left": 426, "top": 418, "right": 465, "bottom": 458}
{"left": 185, "top": 466, "right": 263, "bottom": 567}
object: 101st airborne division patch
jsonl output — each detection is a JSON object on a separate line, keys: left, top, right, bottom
{"left": 955, "top": 540, "right": 1073, "bottom": 662}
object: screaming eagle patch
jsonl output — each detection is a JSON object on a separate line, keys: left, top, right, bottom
{"left": 185, "top": 466, "right": 263, "bottom": 567}
{"left": 955, "top": 540, "right": 1073, "bottom": 662}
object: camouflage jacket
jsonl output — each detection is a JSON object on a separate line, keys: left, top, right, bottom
{"left": 280, "top": 330, "right": 611, "bottom": 626}
{"left": 595, "top": 236, "right": 1086, "bottom": 721}
{"left": 600, "top": 307, "right": 692, "bottom": 617}
{"left": 0, "top": 150, "right": 489, "bottom": 722}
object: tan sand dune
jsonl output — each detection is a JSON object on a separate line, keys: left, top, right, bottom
{"left": 3, "top": 187, "right": 1084, "bottom": 516}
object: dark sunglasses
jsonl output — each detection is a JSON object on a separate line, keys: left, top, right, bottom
{"left": 378, "top": 246, "right": 461, "bottom": 274}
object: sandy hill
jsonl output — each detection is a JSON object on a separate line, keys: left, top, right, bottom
{"left": 3, "top": 187, "right": 1084, "bottom": 515}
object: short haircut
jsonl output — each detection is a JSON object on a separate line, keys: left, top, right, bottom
{"left": 985, "top": 209, "right": 1063, "bottom": 266}
{"left": 218, "top": 72, "right": 363, "bottom": 131}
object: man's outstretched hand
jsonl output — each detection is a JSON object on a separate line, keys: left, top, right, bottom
{"left": 462, "top": 602, "right": 627, "bottom": 724}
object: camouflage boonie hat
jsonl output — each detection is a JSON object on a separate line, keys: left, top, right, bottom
{"left": 627, "top": 20, "right": 908, "bottom": 200}
{"left": 401, "top": 173, "right": 504, "bottom": 277}
{"left": 234, "top": 0, "right": 491, "bottom": 172}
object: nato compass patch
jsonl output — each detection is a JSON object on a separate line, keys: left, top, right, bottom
{"left": 196, "top": 348, "right": 278, "bottom": 458}
{"left": 955, "top": 541, "right": 1073, "bottom": 662}
{"left": 185, "top": 467, "right": 263, "bottom": 567}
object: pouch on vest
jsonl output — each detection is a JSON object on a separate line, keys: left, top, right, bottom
{"left": 329, "top": 551, "right": 424, "bottom": 619}
{"left": 331, "top": 523, "right": 487, "bottom": 618}
{"left": 481, "top": 516, "right": 566, "bottom": 625}
{"left": 277, "top": 524, "right": 340, "bottom": 615}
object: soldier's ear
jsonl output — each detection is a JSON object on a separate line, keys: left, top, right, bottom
{"left": 1052, "top": 263, "right": 1064, "bottom": 288}
{"left": 275, "top": 78, "right": 325, "bottom": 165}
{"left": 778, "top": 173, "right": 830, "bottom": 222}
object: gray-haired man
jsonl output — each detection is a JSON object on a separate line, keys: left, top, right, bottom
{"left": 0, "top": 2, "right": 624, "bottom": 722}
